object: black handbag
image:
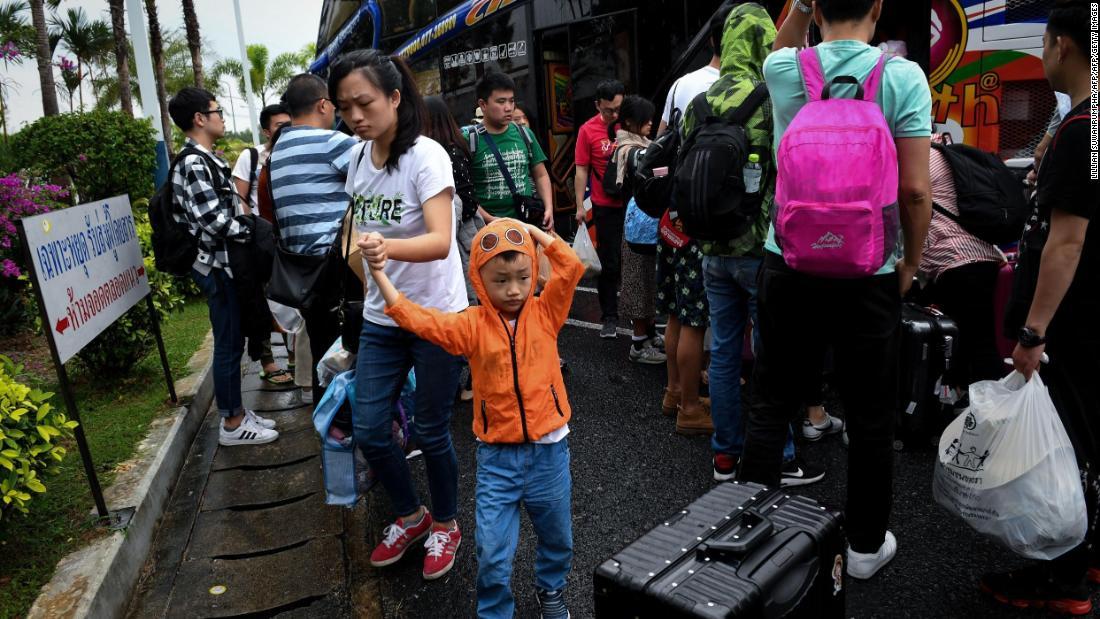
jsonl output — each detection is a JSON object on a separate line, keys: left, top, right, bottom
{"left": 266, "top": 244, "right": 334, "bottom": 311}
{"left": 267, "top": 148, "right": 368, "bottom": 311}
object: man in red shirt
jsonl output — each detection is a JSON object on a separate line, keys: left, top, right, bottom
{"left": 574, "top": 79, "right": 625, "bottom": 338}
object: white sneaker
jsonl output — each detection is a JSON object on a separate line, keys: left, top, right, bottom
{"left": 846, "top": 531, "right": 897, "bottom": 580}
{"left": 647, "top": 334, "right": 665, "bottom": 352}
{"left": 629, "top": 344, "right": 667, "bottom": 365}
{"left": 245, "top": 409, "right": 276, "bottom": 430}
{"left": 801, "top": 411, "right": 843, "bottom": 441}
{"left": 219, "top": 416, "right": 279, "bottom": 446}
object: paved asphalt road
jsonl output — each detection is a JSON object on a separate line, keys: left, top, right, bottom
{"left": 360, "top": 284, "right": 1097, "bottom": 618}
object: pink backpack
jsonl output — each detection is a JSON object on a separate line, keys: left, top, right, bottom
{"left": 774, "top": 48, "right": 900, "bottom": 278}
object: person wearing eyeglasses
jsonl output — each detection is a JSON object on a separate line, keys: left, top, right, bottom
{"left": 574, "top": 78, "right": 626, "bottom": 339}
{"left": 363, "top": 218, "right": 584, "bottom": 619}
{"left": 267, "top": 74, "right": 360, "bottom": 397}
{"left": 167, "top": 87, "right": 278, "bottom": 447}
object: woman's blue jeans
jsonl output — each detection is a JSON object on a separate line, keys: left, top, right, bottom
{"left": 354, "top": 320, "right": 461, "bottom": 521}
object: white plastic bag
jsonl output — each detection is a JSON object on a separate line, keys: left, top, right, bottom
{"left": 572, "top": 228, "right": 601, "bottom": 277}
{"left": 316, "top": 337, "right": 355, "bottom": 389}
{"left": 933, "top": 371, "right": 1086, "bottom": 560}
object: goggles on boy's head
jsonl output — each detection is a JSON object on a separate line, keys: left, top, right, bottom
{"left": 479, "top": 227, "right": 526, "bottom": 252}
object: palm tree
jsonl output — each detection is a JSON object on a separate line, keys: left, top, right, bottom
{"left": 181, "top": 0, "right": 202, "bottom": 88}
{"left": 28, "top": 0, "right": 58, "bottom": 116}
{"left": 144, "top": 0, "right": 173, "bottom": 155}
{"left": 51, "top": 7, "right": 111, "bottom": 110}
{"left": 210, "top": 43, "right": 311, "bottom": 108}
{"left": 107, "top": 0, "right": 131, "bottom": 115}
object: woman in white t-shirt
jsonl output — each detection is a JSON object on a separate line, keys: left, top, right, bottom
{"left": 330, "top": 49, "right": 468, "bottom": 580}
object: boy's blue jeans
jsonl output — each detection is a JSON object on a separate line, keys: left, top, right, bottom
{"left": 191, "top": 268, "right": 243, "bottom": 419}
{"left": 703, "top": 256, "right": 795, "bottom": 462}
{"left": 354, "top": 320, "right": 461, "bottom": 521}
{"left": 476, "top": 439, "right": 573, "bottom": 619}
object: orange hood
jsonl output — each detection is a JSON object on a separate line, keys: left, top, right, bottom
{"left": 468, "top": 218, "right": 541, "bottom": 308}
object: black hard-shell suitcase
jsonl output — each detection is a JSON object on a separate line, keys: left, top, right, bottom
{"left": 593, "top": 481, "right": 845, "bottom": 618}
{"left": 896, "top": 303, "right": 960, "bottom": 450}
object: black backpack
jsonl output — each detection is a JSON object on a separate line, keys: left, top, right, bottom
{"left": 931, "top": 141, "right": 1029, "bottom": 246}
{"left": 148, "top": 147, "right": 224, "bottom": 276}
{"left": 632, "top": 108, "right": 683, "bottom": 218}
{"left": 673, "top": 85, "right": 768, "bottom": 242}
{"left": 602, "top": 143, "right": 645, "bottom": 200}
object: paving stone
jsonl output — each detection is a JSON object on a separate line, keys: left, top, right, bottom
{"left": 212, "top": 427, "right": 319, "bottom": 471}
{"left": 187, "top": 493, "right": 342, "bottom": 560}
{"left": 166, "top": 536, "right": 343, "bottom": 618}
{"left": 201, "top": 457, "right": 321, "bottom": 511}
{"left": 262, "top": 406, "right": 315, "bottom": 434}
{"left": 271, "top": 595, "right": 349, "bottom": 618}
{"left": 126, "top": 406, "right": 222, "bottom": 619}
{"left": 244, "top": 388, "right": 311, "bottom": 412}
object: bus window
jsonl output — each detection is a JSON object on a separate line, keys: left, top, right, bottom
{"left": 317, "top": 0, "right": 362, "bottom": 52}
{"left": 379, "top": 0, "right": 438, "bottom": 36}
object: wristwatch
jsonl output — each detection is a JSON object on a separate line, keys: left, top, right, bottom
{"left": 794, "top": 0, "right": 813, "bottom": 14}
{"left": 1018, "top": 326, "right": 1046, "bottom": 348}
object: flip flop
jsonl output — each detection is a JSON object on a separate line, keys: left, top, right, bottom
{"left": 260, "top": 368, "right": 294, "bottom": 385}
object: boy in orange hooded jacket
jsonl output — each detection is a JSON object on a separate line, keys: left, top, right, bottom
{"left": 363, "top": 218, "right": 584, "bottom": 618}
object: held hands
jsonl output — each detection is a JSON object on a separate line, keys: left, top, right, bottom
{"left": 574, "top": 206, "right": 586, "bottom": 226}
{"left": 358, "top": 231, "right": 387, "bottom": 271}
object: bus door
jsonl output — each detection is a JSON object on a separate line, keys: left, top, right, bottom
{"left": 534, "top": 10, "right": 637, "bottom": 219}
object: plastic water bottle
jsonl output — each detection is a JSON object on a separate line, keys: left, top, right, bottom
{"left": 743, "top": 153, "right": 762, "bottom": 195}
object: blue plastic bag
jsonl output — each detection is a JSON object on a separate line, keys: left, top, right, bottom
{"left": 312, "top": 369, "right": 418, "bottom": 506}
{"left": 313, "top": 370, "right": 359, "bottom": 506}
{"left": 624, "top": 197, "right": 658, "bottom": 246}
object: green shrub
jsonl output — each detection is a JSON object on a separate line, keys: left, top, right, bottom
{"left": 0, "top": 355, "right": 75, "bottom": 520}
{"left": 74, "top": 204, "right": 189, "bottom": 374}
{"left": 10, "top": 110, "right": 157, "bottom": 203}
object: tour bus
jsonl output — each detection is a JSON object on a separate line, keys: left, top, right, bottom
{"left": 313, "top": 0, "right": 1056, "bottom": 213}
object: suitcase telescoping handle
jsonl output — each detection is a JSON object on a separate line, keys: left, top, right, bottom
{"left": 695, "top": 510, "right": 774, "bottom": 561}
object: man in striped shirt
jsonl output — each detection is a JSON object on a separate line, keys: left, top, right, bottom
{"left": 267, "top": 74, "right": 359, "bottom": 394}
{"left": 168, "top": 87, "right": 279, "bottom": 447}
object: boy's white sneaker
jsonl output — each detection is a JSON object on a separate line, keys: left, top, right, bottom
{"left": 846, "top": 530, "right": 897, "bottom": 580}
{"left": 219, "top": 416, "right": 279, "bottom": 446}
{"left": 245, "top": 409, "right": 276, "bottom": 429}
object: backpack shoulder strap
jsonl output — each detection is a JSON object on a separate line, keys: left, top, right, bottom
{"left": 728, "top": 83, "right": 770, "bottom": 126}
{"left": 468, "top": 125, "right": 481, "bottom": 155}
{"left": 244, "top": 147, "right": 259, "bottom": 206}
{"left": 1051, "top": 113, "right": 1090, "bottom": 150}
{"left": 689, "top": 92, "right": 715, "bottom": 123}
{"left": 798, "top": 47, "right": 825, "bottom": 103}
{"left": 861, "top": 52, "right": 888, "bottom": 103}
{"left": 514, "top": 123, "right": 533, "bottom": 150}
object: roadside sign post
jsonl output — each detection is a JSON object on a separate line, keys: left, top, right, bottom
{"left": 15, "top": 195, "right": 174, "bottom": 527}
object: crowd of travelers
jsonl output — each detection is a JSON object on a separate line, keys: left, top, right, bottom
{"left": 159, "top": 0, "right": 1095, "bottom": 616}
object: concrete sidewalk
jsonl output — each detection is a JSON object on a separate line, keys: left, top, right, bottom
{"left": 126, "top": 346, "right": 353, "bottom": 618}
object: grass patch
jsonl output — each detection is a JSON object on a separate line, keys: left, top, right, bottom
{"left": 0, "top": 298, "right": 210, "bottom": 619}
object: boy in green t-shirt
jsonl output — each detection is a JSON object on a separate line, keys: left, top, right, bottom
{"left": 465, "top": 72, "right": 553, "bottom": 227}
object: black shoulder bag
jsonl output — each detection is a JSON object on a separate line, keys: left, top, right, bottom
{"left": 267, "top": 147, "right": 367, "bottom": 311}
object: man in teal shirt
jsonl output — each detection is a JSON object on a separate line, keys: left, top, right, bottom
{"left": 736, "top": 0, "right": 931, "bottom": 582}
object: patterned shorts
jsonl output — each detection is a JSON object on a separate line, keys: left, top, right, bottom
{"left": 656, "top": 241, "right": 709, "bottom": 329}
